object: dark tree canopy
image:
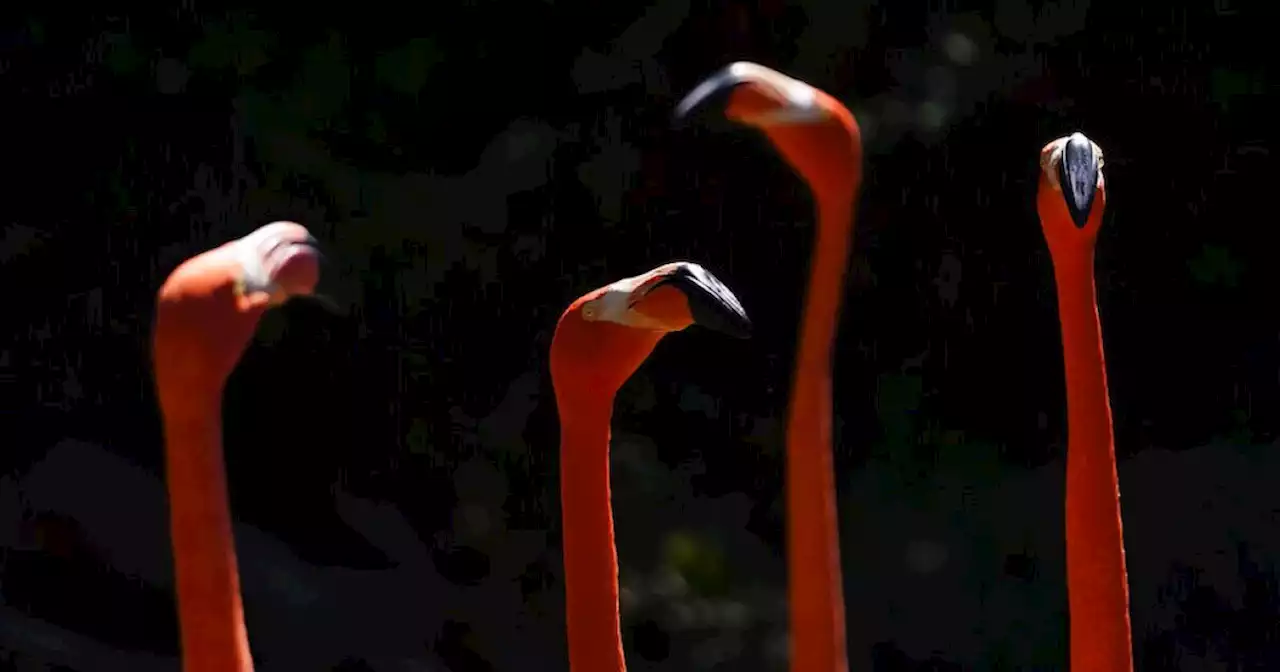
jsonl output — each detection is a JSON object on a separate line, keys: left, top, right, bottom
{"left": 0, "top": 1, "right": 1272, "bottom": 669}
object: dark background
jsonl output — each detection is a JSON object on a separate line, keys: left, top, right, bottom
{"left": 0, "top": 0, "right": 1273, "bottom": 669}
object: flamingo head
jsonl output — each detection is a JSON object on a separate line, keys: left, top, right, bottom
{"left": 551, "top": 261, "right": 750, "bottom": 398}
{"left": 675, "top": 61, "right": 863, "bottom": 198}
{"left": 1036, "top": 132, "right": 1107, "bottom": 250}
{"left": 152, "top": 221, "right": 325, "bottom": 398}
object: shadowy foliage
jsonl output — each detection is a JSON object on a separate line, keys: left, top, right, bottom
{"left": 0, "top": 0, "right": 1273, "bottom": 669}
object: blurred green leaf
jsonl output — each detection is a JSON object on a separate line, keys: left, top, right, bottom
{"left": 282, "top": 37, "right": 352, "bottom": 127}
{"left": 1188, "top": 244, "right": 1244, "bottom": 288}
{"left": 187, "top": 17, "right": 274, "bottom": 76}
{"left": 876, "top": 372, "right": 923, "bottom": 449}
{"left": 407, "top": 417, "right": 433, "bottom": 455}
{"left": 375, "top": 38, "right": 443, "bottom": 96}
{"left": 366, "top": 112, "right": 390, "bottom": 145}
{"left": 662, "top": 530, "right": 729, "bottom": 597}
{"left": 27, "top": 18, "right": 45, "bottom": 45}
{"left": 1209, "top": 68, "right": 1265, "bottom": 110}
{"left": 103, "top": 33, "right": 144, "bottom": 76}
{"left": 616, "top": 372, "right": 657, "bottom": 413}
{"left": 937, "top": 433, "right": 1002, "bottom": 482}
{"left": 1216, "top": 408, "right": 1254, "bottom": 446}
{"left": 0, "top": 225, "right": 48, "bottom": 263}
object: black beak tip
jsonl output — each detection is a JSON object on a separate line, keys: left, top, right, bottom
{"left": 656, "top": 263, "right": 753, "bottom": 339}
{"left": 687, "top": 298, "right": 752, "bottom": 339}
{"left": 1058, "top": 133, "right": 1099, "bottom": 229}
{"left": 673, "top": 67, "right": 745, "bottom": 129}
{"left": 307, "top": 246, "right": 350, "bottom": 317}
{"left": 701, "top": 294, "right": 752, "bottom": 338}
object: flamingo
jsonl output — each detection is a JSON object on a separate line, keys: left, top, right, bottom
{"left": 676, "top": 62, "right": 862, "bottom": 671}
{"left": 1035, "top": 132, "right": 1133, "bottom": 671}
{"left": 550, "top": 261, "right": 751, "bottom": 671}
{"left": 151, "top": 221, "right": 324, "bottom": 672}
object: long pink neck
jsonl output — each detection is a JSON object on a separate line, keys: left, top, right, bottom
{"left": 787, "top": 197, "right": 852, "bottom": 672}
{"left": 559, "top": 396, "right": 627, "bottom": 672}
{"left": 161, "top": 398, "right": 254, "bottom": 672}
{"left": 1051, "top": 251, "right": 1133, "bottom": 672}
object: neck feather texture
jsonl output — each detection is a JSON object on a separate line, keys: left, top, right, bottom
{"left": 558, "top": 394, "right": 627, "bottom": 672}
{"left": 1051, "top": 250, "right": 1133, "bottom": 672}
{"left": 787, "top": 196, "right": 853, "bottom": 672}
{"left": 161, "top": 396, "right": 255, "bottom": 672}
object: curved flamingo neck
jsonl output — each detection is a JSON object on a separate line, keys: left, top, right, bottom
{"left": 557, "top": 393, "right": 627, "bottom": 672}
{"left": 787, "top": 195, "right": 853, "bottom": 672}
{"left": 1048, "top": 247, "right": 1133, "bottom": 672}
{"left": 159, "top": 394, "right": 254, "bottom": 672}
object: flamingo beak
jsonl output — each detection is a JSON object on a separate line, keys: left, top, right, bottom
{"left": 269, "top": 236, "right": 323, "bottom": 296}
{"left": 674, "top": 65, "right": 742, "bottom": 127}
{"left": 648, "top": 263, "right": 752, "bottom": 339}
{"left": 1058, "top": 132, "right": 1100, "bottom": 229}
{"left": 295, "top": 249, "right": 349, "bottom": 316}
{"left": 673, "top": 61, "right": 828, "bottom": 128}
{"left": 239, "top": 226, "right": 346, "bottom": 315}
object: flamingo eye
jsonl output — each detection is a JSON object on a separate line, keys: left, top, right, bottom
{"left": 583, "top": 295, "right": 618, "bottom": 321}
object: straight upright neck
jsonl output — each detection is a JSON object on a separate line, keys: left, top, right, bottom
{"left": 1050, "top": 250, "right": 1134, "bottom": 672}
{"left": 559, "top": 396, "right": 627, "bottom": 672}
{"left": 795, "top": 199, "right": 855, "bottom": 375}
{"left": 160, "top": 397, "right": 254, "bottom": 672}
{"left": 786, "top": 195, "right": 853, "bottom": 672}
